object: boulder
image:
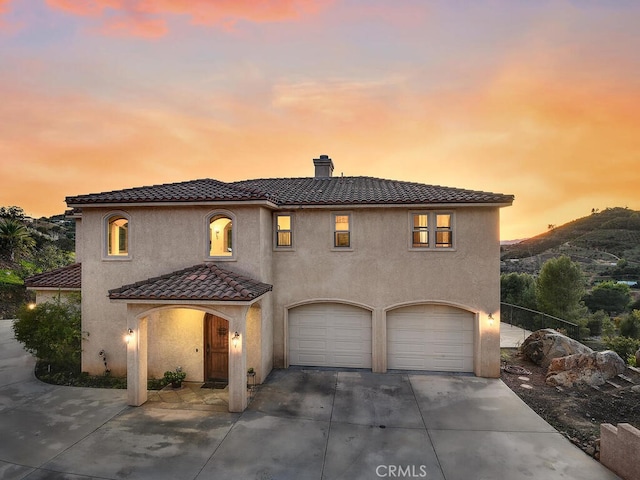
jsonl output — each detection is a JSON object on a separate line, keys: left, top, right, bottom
{"left": 546, "top": 350, "right": 627, "bottom": 387}
{"left": 521, "top": 329, "right": 593, "bottom": 368}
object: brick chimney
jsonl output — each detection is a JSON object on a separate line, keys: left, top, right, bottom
{"left": 313, "top": 155, "right": 334, "bottom": 178}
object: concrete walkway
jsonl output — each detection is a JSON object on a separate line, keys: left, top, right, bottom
{"left": 500, "top": 322, "right": 532, "bottom": 348}
{"left": 0, "top": 319, "right": 619, "bottom": 480}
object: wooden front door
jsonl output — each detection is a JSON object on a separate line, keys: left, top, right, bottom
{"left": 205, "top": 314, "right": 229, "bottom": 382}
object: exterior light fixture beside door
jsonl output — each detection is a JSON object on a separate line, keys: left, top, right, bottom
{"left": 232, "top": 331, "right": 240, "bottom": 348}
{"left": 125, "top": 328, "right": 134, "bottom": 344}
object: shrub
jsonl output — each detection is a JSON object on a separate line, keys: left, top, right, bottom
{"left": 619, "top": 310, "right": 640, "bottom": 339}
{"left": 13, "top": 296, "right": 82, "bottom": 369}
{"left": 603, "top": 336, "right": 640, "bottom": 360}
{"left": 584, "top": 310, "right": 609, "bottom": 337}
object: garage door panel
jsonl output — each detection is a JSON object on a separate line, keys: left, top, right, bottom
{"left": 388, "top": 305, "right": 474, "bottom": 373}
{"left": 289, "top": 303, "right": 372, "bottom": 369}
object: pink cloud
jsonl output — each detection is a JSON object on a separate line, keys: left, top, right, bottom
{"left": 45, "top": 0, "right": 333, "bottom": 37}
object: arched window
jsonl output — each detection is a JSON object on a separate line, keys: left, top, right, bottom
{"left": 209, "top": 214, "right": 233, "bottom": 257}
{"left": 106, "top": 214, "right": 129, "bottom": 256}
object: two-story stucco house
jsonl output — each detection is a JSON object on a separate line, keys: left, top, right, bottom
{"left": 27, "top": 156, "right": 513, "bottom": 412}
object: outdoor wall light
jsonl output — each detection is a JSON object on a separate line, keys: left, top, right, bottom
{"left": 232, "top": 331, "right": 240, "bottom": 348}
{"left": 487, "top": 313, "right": 495, "bottom": 327}
{"left": 27, "top": 303, "right": 36, "bottom": 310}
{"left": 125, "top": 328, "right": 134, "bottom": 344}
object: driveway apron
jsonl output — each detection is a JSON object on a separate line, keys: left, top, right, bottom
{"left": 0, "top": 319, "right": 621, "bottom": 480}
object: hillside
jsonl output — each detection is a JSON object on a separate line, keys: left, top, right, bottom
{"left": 501, "top": 207, "right": 640, "bottom": 282}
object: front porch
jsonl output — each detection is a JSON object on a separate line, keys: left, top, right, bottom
{"left": 146, "top": 381, "right": 257, "bottom": 412}
{"left": 108, "top": 263, "right": 273, "bottom": 413}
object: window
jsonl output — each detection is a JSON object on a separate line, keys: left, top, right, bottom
{"left": 412, "top": 214, "right": 429, "bottom": 247}
{"left": 209, "top": 214, "right": 233, "bottom": 257}
{"left": 107, "top": 214, "right": 129, "bottom": 257}
{"left": 436, "top": 213, "right": 453, "bottom": 248}
{"left": 410, "top": 212, "right": 454, "bottom": 249}
{"left": 333, "top": 213, "right": 351, "bottom": 248}
{"left": 275, "top": 214, "right": 293, "bottom": 248}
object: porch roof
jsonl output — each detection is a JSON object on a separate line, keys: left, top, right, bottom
{"left": 25, "top": 263, "right": 82, "bottom": 290}
{"left": 108, "top": 264, "right": 272, "bottom": 302}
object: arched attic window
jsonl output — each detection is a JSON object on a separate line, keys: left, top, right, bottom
{"left": 208, "top": 213, "right": 234, "bottom": 258}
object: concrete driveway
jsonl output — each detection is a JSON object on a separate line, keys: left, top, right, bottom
{"left": 0, "top": 319, "right": 619, "bottom": 480}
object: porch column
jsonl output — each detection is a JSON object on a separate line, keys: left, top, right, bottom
{"left": 228, "top": 312, "right": 248, "bottom": 412}
{"left": 127, "top": 314, "right": 148, "bottom": 406}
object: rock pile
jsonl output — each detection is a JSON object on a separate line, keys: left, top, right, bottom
{"left": 521, "top": 329, "right": 626, "bottom": 387}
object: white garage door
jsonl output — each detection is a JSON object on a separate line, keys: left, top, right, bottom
{"left": 387, "top": 304, "right": 474, "bottom": 372}
{"left": 289, "top": 303, "right": 372, "bottom": 368}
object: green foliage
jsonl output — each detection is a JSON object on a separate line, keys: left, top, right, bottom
{"left": 13, "top": 296, "right": 82, "bottom": 369}
{"left": 501, "top": 272, "right": 537, "bottom": 309}
{"left": 603, "top": 336, "right": 640, "bottom": 360}
{"left": 583, "top": 310, "right": 610, "bottom": 337}
{"left": 0, "top": 269, "right": 23, "bottom": 285}
{"left": 536, "top": 255, "right": 587, "bottom": 321}
{"left": 17, "top": 245, "right": 74, "bottom": 279}
{"left": 628, "top": 354, "right": 637, "bottom": 367}
{"left": 0, "top": 218, "right": 35, "bottom": 262}
{"left": 619, "top": 310, "right": 640, "bottom": 339}
{"left": 601, "top": 314, "right": 617, "bottom": 337}
{"left": 163, "top": 369, "right": 186, "bottom": 384}
{"left": 584, "top": 281, "right": 631, "bottom": 314}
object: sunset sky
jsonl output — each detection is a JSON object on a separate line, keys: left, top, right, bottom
{"left": 1, "top": 1, "right": 639, "bottom": 240}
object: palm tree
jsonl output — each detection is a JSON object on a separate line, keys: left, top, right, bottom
{"left": 0, "top": 218, "right": 34, "bottom": 262}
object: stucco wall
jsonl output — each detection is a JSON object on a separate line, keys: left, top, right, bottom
{"left": 78, "top": 201, "right": 502, "bottom": 378}
{"left": 270, "top": 206, "right": 502, "bottom": 375}
{"left": 147, "top": 308, "right": 204, "bottom": 381}
{"left": 33, "top": 289, "right": 80, "bottom": 305}
{"left": 79, "top": 205, "right": 273, "bottom": 376}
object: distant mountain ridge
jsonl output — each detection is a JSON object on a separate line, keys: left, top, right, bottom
{"left": 501, "top": 207, "right": 640, "bottom": 279}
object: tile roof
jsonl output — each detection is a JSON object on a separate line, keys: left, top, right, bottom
{"left": 66, "top": 176, "right": 514, "bottom": 207}
{"left": 108, "top": 264, "right": 272, "bottom": 302}
{"left": 66, "top": 179, "right": 269, "bottom": 206}
{"left": 234, "top": 177, "right": 514, "bottom": 206}
{"left": 25, "top": 263, "right": 82, "bottom": 289}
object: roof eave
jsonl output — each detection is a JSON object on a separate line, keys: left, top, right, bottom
{"left": 108, "top": 296, "right": 267, "bottom": 306}
{"left": 66, "top": 199, "right": 279, "bottom": 209}
{"left": 278, "top": 201, "right": 514, "bottom": 209}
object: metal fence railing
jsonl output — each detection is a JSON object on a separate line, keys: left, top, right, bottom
{"left": 500, "top": 302, "right": 581, "bottom": 340}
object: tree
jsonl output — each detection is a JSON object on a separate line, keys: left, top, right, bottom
{"left": 583, "top": 281, "right": 631, "bottom": 314}
{"left": 501, "top": 272, "right": 537, "bottom": 309}
{"left": 0, "top": 206, "right": 26, "bottom": 220}
{"left": 0, "top": 218, "right": 35, "bottom": 262}
{"left": 536, "top": 255, "right": 587, "bottom": 321}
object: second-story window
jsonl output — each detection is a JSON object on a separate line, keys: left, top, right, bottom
{"left": 436, "top": 213, "right": 453, "bottom": 248}
{"left": 276, "top": 214, "right": 293, "bottom": 248}
{"left": 410, "top": 211, "right": 454, "bottom": 250}
{"left": 412, "top": 213, "right": 429, "bottom": 248}
{"left": 209, "top": 214, "right": 233, "bottom": 257}
{"left": 107, "top": 214, "right": 129, "bottom": 257}
{"left": 333, "top": 213, "right": 351, "bottom": 248}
